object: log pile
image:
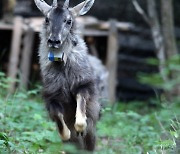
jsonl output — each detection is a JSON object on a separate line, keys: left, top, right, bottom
{"left": 116, "top": 27, "right": 161, "bottom": 101}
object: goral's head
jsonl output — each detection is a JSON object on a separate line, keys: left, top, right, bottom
{"left": 34, "top": 0, "right": 95, "bottom": 49}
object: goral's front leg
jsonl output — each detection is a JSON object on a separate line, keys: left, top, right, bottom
{"left": 74, "top": 94, "right": 87, "bottom": 133}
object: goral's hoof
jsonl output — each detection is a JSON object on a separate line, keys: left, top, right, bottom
{"left": 60, "top": 129, "right": 71, "bottom": 141}
{"left": 74, "top": 118, "right": 87, "bottom": 133}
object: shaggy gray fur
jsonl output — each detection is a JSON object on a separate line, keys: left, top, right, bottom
{"left": 37, "top": 1, "right": 108, "bottom": 151}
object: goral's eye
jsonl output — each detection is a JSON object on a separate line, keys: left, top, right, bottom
{"left": 67, "top": 19, "right": 72, "bottom": 25}
{"left": 45, "top": 17, "right": 49, "bottom": 24}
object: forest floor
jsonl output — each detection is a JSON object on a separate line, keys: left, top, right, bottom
{"left": 0, "top": 87, "right": 179, "bottom": 154}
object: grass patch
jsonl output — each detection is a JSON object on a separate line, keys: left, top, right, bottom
{"left": 0, "top": 71, "right": 180, "bottom": 153}
{"left": 96, "top": 101, "right": 180, "bottom": 154}
{"left": 0, "top": 92, "right": 179, "bottom": 153}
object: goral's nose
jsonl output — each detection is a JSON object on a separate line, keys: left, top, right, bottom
{"left": 47, "top": 36, "right": 61, "bottom": 49}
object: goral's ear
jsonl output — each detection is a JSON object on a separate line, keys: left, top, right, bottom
{"left": 70, "top": 0, "right": 95, "bottom": 17}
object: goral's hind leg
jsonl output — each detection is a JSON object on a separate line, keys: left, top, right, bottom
{"left": 84, "top": 118, "right": 96, "bottom": 151}
{"left": 57, "top": 113, "right": 71, "bottom": 141}
{"left": 74, "top": 94, "right": 87, "bottom": 133}
{"left": 46, "top": 102, "right": 71, "bottom": 141}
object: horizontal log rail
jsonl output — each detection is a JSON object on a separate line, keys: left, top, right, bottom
{"left": 0, "top": 16, "right": 134, "bottom": 33}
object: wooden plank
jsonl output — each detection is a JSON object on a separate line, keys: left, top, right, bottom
{"left": 8, "top": 16, "right": 23, "bottom": 93}
{"left": 0, "top": 22, "right": 13, "bottom": 30}
{"left": 84, "top": 29, "right": 108, "bottom": 36}
{"left": 87, "top": 22, "right": 134, "bottom": 31}
{"left": 0, "top": 16, "right": 134, "bottom": 33}
{"left": 21, "top": 17, "right": 134, "bottom": 33}
{"left": 106, "top": 20, "right": 119, "bottom": 103}
{"left": 19, "top": 27, "right": 35, "bottom": 90}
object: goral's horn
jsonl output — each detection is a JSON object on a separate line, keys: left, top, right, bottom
{"left": 52, "top": 0, "right": 58, "bottom": 7}
{"left": 34, "top": 0, "right": 51, "bottom": 15}
{"left": 64, "top": 0, "right": 70, "bottom": 8}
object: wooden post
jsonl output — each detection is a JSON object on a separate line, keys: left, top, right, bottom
{"left": 106, "top": 20, "right": 119, "bottom": 103}
{"left": 19, "top": 27, "right": 35, "bottom": 90}
{"left": 8, "top": 16, "right": 23, "bottom": 93}
{"left": 87, "top": 37, "right": 99, "bottom": 58}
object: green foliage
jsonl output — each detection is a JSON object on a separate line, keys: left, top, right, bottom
{"left": 138, "top": 54, "right": 180, "bottom": 91}
{"left": 96, "top": 101, "right": 180, "bottom": 154}
{"left": 0, "top": 71, "right": 180, "bottom": 154}
{"left": 0, "top": 93, "right": 63, "bottom": 153}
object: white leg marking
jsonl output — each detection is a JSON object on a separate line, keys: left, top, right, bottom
{"left": 58, "top": 113, "right": 71, "bottom": 141}
{"left": 74, "top": 94, "right": 87, "bottom": 132}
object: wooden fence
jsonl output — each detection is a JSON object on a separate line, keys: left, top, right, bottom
{"left": 0, "top": 16, "right": 134, "bottom": 102}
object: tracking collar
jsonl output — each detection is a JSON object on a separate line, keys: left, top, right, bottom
{"left": 48, "top": 51, "right": 67, "bottom": 65}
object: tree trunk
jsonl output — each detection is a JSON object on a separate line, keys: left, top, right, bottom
{"left": 133, "top": 0, "right": 179, "bottom": 98}
{"left": 161, "top": 0, "right": 178, "bottom": 58}
{"left": 147, "top": 0, "right": 168, "bottom": 82}
{"left": 161, "top": 0, "right": 180, "bottom": 95}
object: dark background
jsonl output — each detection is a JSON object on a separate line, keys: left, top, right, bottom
{"left": 0, "top": 0, "right": 179, "bottom": 101}
{"left": 12, "top": 0, "right": 180, "bottom": 28}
